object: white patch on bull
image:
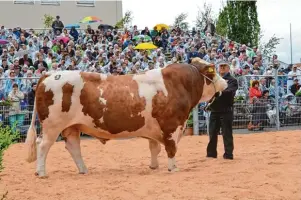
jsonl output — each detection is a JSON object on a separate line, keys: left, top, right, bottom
{"left": 130, "top": 92, "right": 134, "bottom": 98}
{"left": 199, "top": 74, "right": 227, "bottom": 103}
{"left": 100, "top": 73, "right": 107, "bottom": 80}
{"left": 42, "top": 71, "right": 90, "bottom": 129}
{"left": 99, "top": 88, "right": 107, "bottom": 105}
{"left": 41, "top": 71, "right": 164, "bottom": 143}
{"left": 169, "top": 124, "right": 185, "bottom": 144}
{"left": 132, "top": 68, "right": 168, "bottom": 111}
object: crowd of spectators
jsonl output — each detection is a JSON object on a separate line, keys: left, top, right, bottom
{"left": 0, "top": 16, "right": 300, "bottom": 110}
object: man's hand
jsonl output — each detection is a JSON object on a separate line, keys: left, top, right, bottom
{"left": 215, "top": 91, "right": 222, "bottom": 98}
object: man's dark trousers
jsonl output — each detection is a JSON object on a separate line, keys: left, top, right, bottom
{"left": 207, "top": 111, "right": 234, "bottom": 159}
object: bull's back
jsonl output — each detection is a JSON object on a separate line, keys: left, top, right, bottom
{"left": 35, "top": 71, "right": 149, "bottom": 134}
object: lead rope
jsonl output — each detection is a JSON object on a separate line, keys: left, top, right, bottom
{"left": 189, "top": 64, "right": 219, "bottom": 110}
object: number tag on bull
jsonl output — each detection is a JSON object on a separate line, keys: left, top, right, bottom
{"left": 55, "top": 74, "right": 61, "bottom": 80}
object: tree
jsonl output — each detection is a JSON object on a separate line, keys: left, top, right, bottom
{"left": 173, "top": 13, "right": 189, "bottom": 31}
{"left": 115, "top": 10, "right": 133, "bottom": 29}
{"left": 259, "top": 33, "right": 282, "bottom": 57}
{"left": 195, "top": 2, "right": 216, "bottom": 31}
{"left": 215, "top": 0, "right": 261, "bottom": 47}
{"left": 215, "top": 6, "right": 228, "bottom": 37}
{"left": 42, "top": 14, "right": 54, "bottom": 28}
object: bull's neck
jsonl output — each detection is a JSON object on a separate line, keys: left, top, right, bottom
{"left": 188, "top": 68, "right": 206, "bottom": 110}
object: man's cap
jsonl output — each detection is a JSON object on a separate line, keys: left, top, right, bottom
{"left": 217, "top": 61, "right": 230, "bottom": 67}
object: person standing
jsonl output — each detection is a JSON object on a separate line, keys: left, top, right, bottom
{"left": 203, "top": 18, "right": 216, "bottom": 36}
{"left": 206, "top": 62, "right": 238, "bottom": 159}
{"left": 52, "top": 16, "right": 64, "bottom": 35}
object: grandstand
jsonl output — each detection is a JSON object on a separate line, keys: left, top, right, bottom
{"left": 0, "top": 22, "right": 300, "bottom": 139}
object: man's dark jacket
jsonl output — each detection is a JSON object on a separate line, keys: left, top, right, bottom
{"left": 209, "top": 72, "right": 238, "bottom": 112}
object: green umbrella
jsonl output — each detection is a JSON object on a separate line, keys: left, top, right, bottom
{"left": 133, "top": 35, "right": 152, "bottom": 41}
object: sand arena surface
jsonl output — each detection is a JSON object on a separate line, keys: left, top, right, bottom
{"left": 0, "top": 130, "right": 300, "bottom": 200}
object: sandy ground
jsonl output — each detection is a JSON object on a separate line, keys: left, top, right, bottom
{"left": 0, "top": 130, "right": 300, "bottom": 200}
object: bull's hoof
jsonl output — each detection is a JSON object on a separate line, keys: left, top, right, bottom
{"left": 99, "top": 139, "right": 109, "bottom": 145}
{"left": 35, "top": 171, "right": 48, "bottom": 178}
{"left": 149, "top": 165, "right": 159, "bottom": 170}
{"left": 168, "top": 166, "right": 180, "bottom": 172}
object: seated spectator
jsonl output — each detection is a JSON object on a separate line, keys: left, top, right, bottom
{"left": 289, "top": 78, "right": 300, "bottom": 95}
{"left": 248, "top": 90, "right": 272, "bottom": 131}
{"left": 8, "top": 83, "right": 24, "bottom": 113}
{"left": 269, "top": 79, "right": 284, "bottom": 98}
{"left": 249, "top": 80, "right": 262, "bottom": 103}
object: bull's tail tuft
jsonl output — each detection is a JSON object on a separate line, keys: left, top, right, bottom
{"left": 25, "top": 101, "right": 37, "bottom": 163}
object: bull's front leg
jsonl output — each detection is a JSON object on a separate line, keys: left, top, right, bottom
{"left": 163, "top": 134, "right": 180, "bottom": 172}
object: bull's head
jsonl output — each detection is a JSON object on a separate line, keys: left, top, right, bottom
{"left": 191, "top": 57, "right": 228, "bottom": 102}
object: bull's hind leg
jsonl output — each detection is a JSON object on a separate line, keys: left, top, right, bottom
{"left": 148, "top": 139, "right": 161, "bottom": 169}
{"left": 36, "top": 128, "right": 61, "bottom": 178}
{"left": 62, "top": 126, "right": 88, "bottom": 174}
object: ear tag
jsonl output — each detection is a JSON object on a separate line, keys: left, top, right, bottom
{"left": 208, "top": 67, "right": 214, "bottom": 73}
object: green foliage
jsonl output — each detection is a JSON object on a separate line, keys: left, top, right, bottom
{"left": 186, "top": 112, "right": 193, "bottom": 128}
{"left": 0, "top": 100, "right": 12, "bottom": 107}
{"left": 173, "top": 13, "right": 189, "bottom": 31}
{"left": 42, "top": 14, "right": 54, "bottom": 28}
{"left": 295, "top": 90, "right": 301, "bottom": 97}
{"left": 0, "top": 122, "right": 20, "bottom": 171}
{"left": 215, "top": 0, "right": 261, "bottom": 47}
{"left": 216, "top": 6, "right": 228, "bottom": 37}
{"left": 115, "top": 10, "right": 133, "bottom": 29}
{"left": 259, "top": 33, "right": 282, "bottom": 57}
{"left": 234, "top": 95, "right": 245, "bottom": 102}
{"left": 195, "top": 2, "right": 216, "bottom": 30}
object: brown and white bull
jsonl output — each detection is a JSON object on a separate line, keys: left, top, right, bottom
{"left": 25, "top": 58, "right": 227, "bottom": 177}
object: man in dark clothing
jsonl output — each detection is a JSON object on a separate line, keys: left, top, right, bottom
{"left": 206, "top": 62, "right": 238, "bottom": 159}
{"left": 203, "top": 19, "right": 216, "bottom": 36}
{"left": 187, "top": 47, "right": 200, "bottom": 64}
{"left": 52, "top": 16, "right": 64, "bottom": 35}
{"left": 19, "top": 54, "right": 33, "bottom": 66}
{"left": 290, "top": 78, "right": 300, "bottom": 95}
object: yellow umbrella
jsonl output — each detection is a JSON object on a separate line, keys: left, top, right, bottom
{"left": 154, "top": 23, "right": 169, "bottom": 31}
{"left": 134, "top": 43, "right": 158, "bottom": 50}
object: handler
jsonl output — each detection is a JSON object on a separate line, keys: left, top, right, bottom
{"left": 205, "top": 62, "right": 238, "bottom": 159}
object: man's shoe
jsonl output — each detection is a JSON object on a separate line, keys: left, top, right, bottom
{"left": 223, "top": 154, "right": 233, "bottom": 160}
{"left": 206, "top": 155, "right": 217, "bottom": 158}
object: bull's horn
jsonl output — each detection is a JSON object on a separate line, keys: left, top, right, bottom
{"left": 191, "top": 57, "right": 210, "bottom": 68}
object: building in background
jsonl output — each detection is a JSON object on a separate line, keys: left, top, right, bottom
{"left": 0, "top": 0, "right": 123, "bottom": 29}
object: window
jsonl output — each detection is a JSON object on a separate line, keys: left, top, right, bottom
{"left": 40, "top": 0, "right": 60, "bottom": 6}
{"left": 76, "top": 0, "right": 95, "bottom": 7}
{"left": 13, "top": 0, "right": 35, "bottom": 4}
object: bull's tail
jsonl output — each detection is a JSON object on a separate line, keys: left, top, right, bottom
{"left": 25, "top": 99, "right": 37, "bottom": 163}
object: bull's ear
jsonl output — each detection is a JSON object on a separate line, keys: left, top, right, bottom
{"left": 206, "top": 64, "right": 216, "bottom": 74}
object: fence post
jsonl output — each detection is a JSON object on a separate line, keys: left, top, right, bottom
{"left": 274, "top": 69, "right": 280, "bottom": 130}
{"left": 193, "top": 105, "right": 199, "bottom": 135}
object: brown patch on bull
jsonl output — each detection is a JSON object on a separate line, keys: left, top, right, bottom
{"left": 152, "top": 64, "right": 207, "bottom": 158}
{"left": 35, "top": 75, "right": 54, "bottom": 123}
{"left": 61, "top": 83, "right": 74, "bottom": 112}
{"left": 79, "top": 72, "right": 146, "bottom": 134}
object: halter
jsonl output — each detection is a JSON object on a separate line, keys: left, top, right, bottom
{"left": 189, "top": 64, "right": 220, "bottom": 110}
